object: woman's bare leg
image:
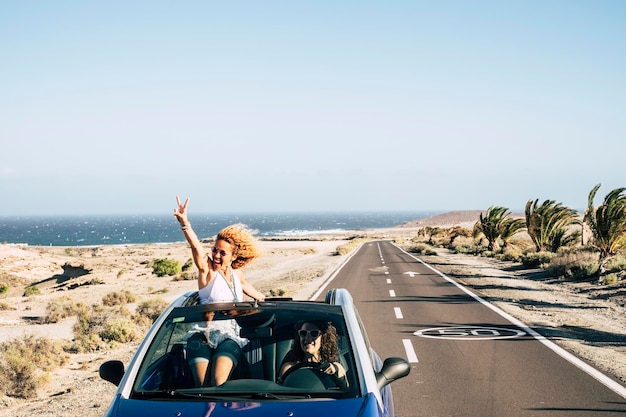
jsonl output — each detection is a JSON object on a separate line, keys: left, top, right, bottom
{"left": 212, "top": 356, "right": 234, "bottom": 386}
{"left": 191, "top": 361, "right": 209, "bottom": 386}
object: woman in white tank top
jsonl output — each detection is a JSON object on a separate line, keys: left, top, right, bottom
{"left": 174, "top": 196, "right": 266, "bottom": 386}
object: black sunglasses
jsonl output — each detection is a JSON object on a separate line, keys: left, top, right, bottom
{"left": 298, "top": 329, "right": 322, "bottom": 339}
{"left": 211, "top": 246, "right": 231, "bottom": 257}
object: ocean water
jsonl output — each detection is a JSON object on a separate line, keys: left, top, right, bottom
{"left": 0, "top": 211, "right": 437, "bottom": 247}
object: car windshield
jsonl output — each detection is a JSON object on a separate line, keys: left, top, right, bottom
{"left": 131, "top": 300, "right": 359, "bottom": 400}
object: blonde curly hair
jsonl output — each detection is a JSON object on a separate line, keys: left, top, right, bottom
{"left": 216, "top": 224, "right": 261, "bottom": 269}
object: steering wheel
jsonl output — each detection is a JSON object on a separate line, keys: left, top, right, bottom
{"left": 280, "top": 361, "right": 345, "bottom": 390}
{"left": 280, "top": 361, "right": 325, "bottom": 381}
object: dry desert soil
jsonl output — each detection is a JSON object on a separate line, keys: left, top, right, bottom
{"left": 1, "top": 211, "right": 625, "bottom": 416}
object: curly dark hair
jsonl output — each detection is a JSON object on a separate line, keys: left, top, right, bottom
{"left": 290, "top": 320, "right": 340, "bottom": 363}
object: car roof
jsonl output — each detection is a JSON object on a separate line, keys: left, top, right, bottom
{"left": 164, "top": 295, "right": 347, "bottom": 331}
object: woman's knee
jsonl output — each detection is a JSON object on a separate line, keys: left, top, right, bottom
{"left": 214, "top": 339, "right": 242, "bottom": 367}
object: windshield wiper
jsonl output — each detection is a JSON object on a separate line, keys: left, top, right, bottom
{"left": 135, "top": 390, "right": 253, "bottom": 401}
{"left": 134, "top": 390, "right": 203, "bottom": 399}
{"left": 252, "top": 392, "right": 311, "bottom": 400}
{"left": 134, "top": 390, "right": 310, "bottom": 401}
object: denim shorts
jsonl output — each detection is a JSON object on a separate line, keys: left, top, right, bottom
{"left": 187, "top": 332, "right": 241, "bottom": 367}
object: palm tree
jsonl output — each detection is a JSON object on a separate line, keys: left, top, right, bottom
{"left": 525, "top": 199, "right": 581, "bottom": 253}
{"left": 499, "top": 217, "right": 527, "bottom": 250}
{"left": 473, "top": 206, "right": 513, "bottom": 252}
{"left": 584, "top": 183, "right": 626, "bottom": 259}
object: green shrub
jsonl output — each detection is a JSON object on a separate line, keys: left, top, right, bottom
{"left": 496, "top": 251, "right": 522, "bottom": 262}
{"left": 521, "top": 251, "right": 556, "bottom": 268}
{"left": 69, "top": 299, "right": 149, "bottom": 353}
{"left": 99, "top": 318, "right": 139, "bottom": 343}
{"left": 0, "top": 283, "right": 8, "bottom": 295}
{"left": 605, "top": 254, "right": 626, "bottom": 273}
{"left": 23, "top": 286, "right": 40, "bottom": 297}
{"left": 599, "top": 273, "right": 619, "bottom": 285}
{"left": 153, "top": 258, "right": 182, "bottom": 277}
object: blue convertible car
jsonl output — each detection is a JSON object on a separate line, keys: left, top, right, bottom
{"left": 100, "top": 288, "right": 410, "bottom": 416}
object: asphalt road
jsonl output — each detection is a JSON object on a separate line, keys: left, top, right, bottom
{"left": 316, "top": 240, "right": 626, "bottom": 417}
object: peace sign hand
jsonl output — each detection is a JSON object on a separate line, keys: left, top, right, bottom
{"left": 174, "top": 196, "right": 190, "bottom": 225}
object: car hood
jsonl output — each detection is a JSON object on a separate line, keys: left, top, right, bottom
{"left": 106, "top": 393, "right": 384, "bottom": 417}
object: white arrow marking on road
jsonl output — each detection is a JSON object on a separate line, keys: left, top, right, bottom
{"left": 403, "top": 271, "right": 419, "bottom": 277}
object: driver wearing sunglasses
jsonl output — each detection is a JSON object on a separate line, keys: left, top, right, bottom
{"left": 278, "top": 321, "right": 348, "bottom": 388}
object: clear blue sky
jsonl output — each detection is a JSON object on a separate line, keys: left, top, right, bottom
{"left": 1, "top": 1, "right": 625, "bottom": 216}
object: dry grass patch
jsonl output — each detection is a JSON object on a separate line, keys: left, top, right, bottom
{"left": 335, "top": 238, "right": 369, "bottom": 255}
{"left": 0, "top": 336, "right": 69, "bottom": 399}
{"left": 136, "top": 298, "right": 169, "bottom": 322}
{"left": 102, "top": 290, "right": 137, "bottom": 306}
{"left": 43, "top": 296, "right": 90, "bottom": 323}
{"left": 547, "top": 250, "right": 600, "bottom": 280}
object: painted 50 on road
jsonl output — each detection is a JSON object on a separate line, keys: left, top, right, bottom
{"left": 414, "top": 326, "right": 527, "bottom": 340}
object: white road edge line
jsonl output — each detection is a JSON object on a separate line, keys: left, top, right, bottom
{"left": 310, "top": 243, "right": 362, "bottom": 301}
{"left": 402, "top": 339, "right": 418, "bottom": 363}
{"left": 393, "top": 242, "right": 626, "bottom": 399}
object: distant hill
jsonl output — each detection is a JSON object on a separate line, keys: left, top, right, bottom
{"left": 397, "top": 210, "right": 485, "bottom": 228}
{"left": 398, "top": 210, "right": 526, "bottom": 229}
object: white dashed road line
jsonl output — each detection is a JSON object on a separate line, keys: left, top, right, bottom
{"left": 402, "top": 339, "right": 418, "bottom": 363}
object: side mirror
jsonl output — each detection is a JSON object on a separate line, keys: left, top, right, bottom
{"left": 376, "top": 357, "right": 410, "bottom": 389}
{"left": 99, "top": 360, "right": 125, "bottom": 386}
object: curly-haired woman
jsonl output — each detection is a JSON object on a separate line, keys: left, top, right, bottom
{"left": 174, "top": 196, "right": 266, "bottom": 386}
{"left": 278, "top": 320, "right": 348, "bottom": 388}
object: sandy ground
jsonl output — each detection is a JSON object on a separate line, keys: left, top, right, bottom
{"left": 1, "top": 215, "right": 625, "bottom": 416}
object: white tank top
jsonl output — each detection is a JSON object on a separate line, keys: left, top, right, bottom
{"left": 198, "top": 269, "right": 244, "bottom": 304}
{"left": 195, "top": 269, "right": 248, "bottom": 348}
